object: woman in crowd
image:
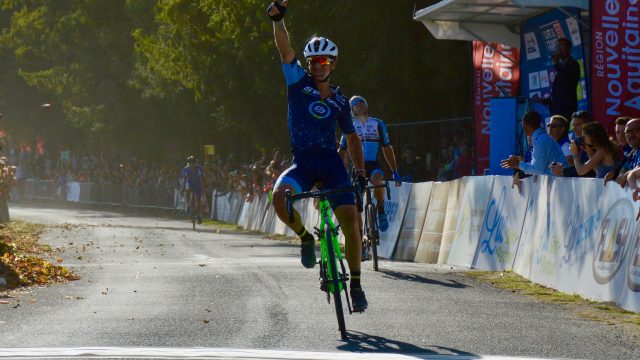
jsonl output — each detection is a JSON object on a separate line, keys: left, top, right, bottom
{"left": 569, "top": 122, "right": 622, "bottom": 178}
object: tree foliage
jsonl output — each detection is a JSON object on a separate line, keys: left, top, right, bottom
{"left": 0, "top": 0, "right": 470, "bottom": 160}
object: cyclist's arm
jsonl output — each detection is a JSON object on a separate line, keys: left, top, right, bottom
{"left": 382, "top": 145, "right": 399, "bottom": 172}
{"left": 345, "top": 133, "right": 365, "bottom": 173}
{"left": 271, "top": 3, "right": 294, "bottom": 64}
{"left": 337, "top": 135, "right": 350, "bottom": 169}
{"left": 378, "top": 120, "right": 398, "bottom": 172}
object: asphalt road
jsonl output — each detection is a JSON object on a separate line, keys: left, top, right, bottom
{"left": 1, "top": 203, "right": 639, "bottom": 359}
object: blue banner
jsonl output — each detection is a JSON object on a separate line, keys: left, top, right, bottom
{"left": 520, "top": 8, "right": 588, "bottom": 122}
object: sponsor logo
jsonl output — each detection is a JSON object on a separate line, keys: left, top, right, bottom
{"left": 308, "top": 101, "right": 331, "bottom": 120}
{"left": 560, "top": 204, "right": 602, "bottom": 267}
{"left": 479, "top": 186, "right": 507, "bottom": 256}
{"left": 593, "top": 198, "right": 634, "bottom": 284}
{"left": 627, "top": 229, "right": 640, "bottom": 292}
{"left": 302, "top": 86, "right": 319, "bottom": 96}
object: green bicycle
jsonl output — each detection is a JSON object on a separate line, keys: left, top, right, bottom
{"left": 285, "top": 185, "right": 361, "bottom": 340}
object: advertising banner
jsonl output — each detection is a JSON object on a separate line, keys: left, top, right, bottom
{"left": 473, "top": 41, "right": 521, "bottom": 173}
{"left": 414, "top": 182, "right": 450, "bottom": 263}
{"left": 438, "top": 178, "right": 468, "bottom": 264}
{"left": 513, "top": 176, "right": 550, "bottom": 278}
{"left": 394, "top": 182, "right": 433, "bottom": 260}
{"left": 377, "top": 182, "right": 412, "bottom": 259}
{"left": 473, "top": 176, "right": 530, "bottom": 271}
{"left": 448, "top": 176, "right": 495, "bottom": 268}
{"left": 66, "top": 182, "right": 81, "bottom": 202}
{"left": 592, "top": 1, "right": 640, "bottom": 131}
{"left": 520, "top": 8, "right": 588, "bottom": 121}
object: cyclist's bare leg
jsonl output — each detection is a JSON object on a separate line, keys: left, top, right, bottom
{"left": 272, "top": 185, "right": 304, "bottom": 232}
{"left": 371, "top": 172, "right": 385, "bottom": 210}
{"left": 184, "top": 188, "right": 193, "bottom": 211}
{"left": 334, "top": 204, "right": 361, "bottom": 273}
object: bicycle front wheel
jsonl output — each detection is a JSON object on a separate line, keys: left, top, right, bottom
{"left": 191, "top": 195, "right": 196, "bottom": 231}
{"left": 366, "top": 204, "right": 379, "bottom": 271}
{"left": 325, "top": 223, "right": 347, "bottom": 340}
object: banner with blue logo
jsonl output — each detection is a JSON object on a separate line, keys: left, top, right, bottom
{"left": 520, "top": 8, "right": 589, "bottom": 121}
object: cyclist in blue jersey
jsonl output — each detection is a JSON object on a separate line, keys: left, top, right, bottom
{"left": 267, "top": 0, "right": 369, "bottom": 312}
{"left": 338, "top": 95, "right": 402, "bottom": 234}
{"left": 181, "top": 156, "right": 205, "bottom": 224}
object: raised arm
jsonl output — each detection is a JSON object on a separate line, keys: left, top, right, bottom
{"left": 268, "top": 1, "right": 295, "bottom": 64}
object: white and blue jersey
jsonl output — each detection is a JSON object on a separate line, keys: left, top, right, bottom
{"left": 283, "top": 58, "right": 355, "bottom": 156}
{"left": 339, "top": 117, "right": 391, "bottom": 162}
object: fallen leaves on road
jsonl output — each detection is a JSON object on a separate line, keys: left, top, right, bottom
{"left": 0, "top": 221, "right": 80, "bottom": 290}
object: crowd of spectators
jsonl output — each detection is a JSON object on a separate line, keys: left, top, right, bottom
{"left": 500, "top": 110, "right": 640, "bottom": 194}
{"left": 1, "top": 145, "right": 293, "bottom": 206}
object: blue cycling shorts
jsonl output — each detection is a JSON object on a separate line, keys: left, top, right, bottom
{"left": 274, "top": 150, "right": 355, "bottom": 209}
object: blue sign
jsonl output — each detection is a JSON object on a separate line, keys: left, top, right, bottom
{"left": 520, "top": 8, "right": 589, "bottom": 122}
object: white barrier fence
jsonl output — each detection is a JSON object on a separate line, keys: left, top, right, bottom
{"left": 212, "top": 176, "right": 640, "bottom": 313}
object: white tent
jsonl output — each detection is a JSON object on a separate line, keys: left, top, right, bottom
{"left": 413, "top": 0, "right": 589, "bottom": 48}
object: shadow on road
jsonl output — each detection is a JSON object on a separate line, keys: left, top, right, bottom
{"left": 338, "top": 330, "right": 477, "bottom": 357}
{"left": 378, "top": 269, "right": 469, "bottom": 289}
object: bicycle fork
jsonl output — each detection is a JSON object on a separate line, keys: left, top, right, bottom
{"left": 315, "top": 224, "right": 353, "bottom": 315}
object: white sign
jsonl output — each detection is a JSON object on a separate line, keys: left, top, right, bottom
{"left": 378, "top": 182, "right": 412, "bottom": 259}
{"left": 448, "top": 176, "right": 495, "bottom": 268}
{"left": 394, "top": 182, "right": 433, "bottom": 260}
{"left": 415, "top": 182, "right": 450, "bottom": 263}
{"left": 524, "top": 32, "right": 541, "bottom": 60}
{"left": 474, "top": 176, "right": 530, "bottom": 271}
{"left": 438, "top": 178, "right": 467, "bottom": 264}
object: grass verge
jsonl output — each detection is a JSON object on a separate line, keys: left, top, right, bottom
{"left": 466, "top": 271, "right": 640, "bottom": 331}
{"left": 0, "top": 221, "right": 79, "bottom": 290}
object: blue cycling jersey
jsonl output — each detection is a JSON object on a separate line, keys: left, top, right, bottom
{"left": 182, "top": 165, "right": 204, "bottom": 188}
{"left": 339, "top": 117, "right": 391, "bottom": 162}
{"left": 282, "top": 58, "right": 355, "bottom": 156}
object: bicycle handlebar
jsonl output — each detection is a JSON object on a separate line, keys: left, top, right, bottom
{"left": 364, "top": 182, "right": 391, "bottom": 201}
{"left": 285, "top": 185, "right": 362, "bottom": 222}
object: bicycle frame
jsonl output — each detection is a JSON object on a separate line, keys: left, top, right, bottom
{"left": 317, "top": 197, "right": 345, "bottom": 293}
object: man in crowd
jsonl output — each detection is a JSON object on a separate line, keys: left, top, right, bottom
{"left": 606, "top": 118, "right": 640, "bottom": 187}
{"left": 536, "top": 38, "right": 581, "bottom": 120}
{"left": 615, "top": 117, "right": 632, "bottom": 157}
{"left": 500, "top": 111, "right": 567, "bottom": 175}
{"left": 569, "top": 110, "right": 593, "bottom": 141}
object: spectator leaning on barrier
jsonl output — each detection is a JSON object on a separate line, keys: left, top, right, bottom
{"left": 614, "top": 116, "right": 633, "bottom": 157}
{"left": 501, "top": 111, "right": 567, "bottom": 176}
{"left": 605, "top": 118, "right": 640, "bottom": 187}
{"left": 546, "top": 115, "right": 573, "bottom": 166}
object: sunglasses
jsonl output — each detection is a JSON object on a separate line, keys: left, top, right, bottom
{"left": 625, "top": 128, "right": 640, "bottom": 135}
{"left": 307, "top": 56, "right": 333, "bottom": 66}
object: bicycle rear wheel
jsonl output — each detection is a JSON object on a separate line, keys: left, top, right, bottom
{"left": 325, "top": 223, "right": 347, "bottom": 340}
{"left": 366, "top": 204, "right": 379, "bottom": 271}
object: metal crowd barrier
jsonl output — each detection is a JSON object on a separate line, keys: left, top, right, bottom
{"left": 22, "top": 179, "right": 180, "bottom": 210}
{"left": 24, "top": 179, "right": 56, "bottom": 200}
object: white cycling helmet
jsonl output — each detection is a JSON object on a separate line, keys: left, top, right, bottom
{"left": 349, "top": 95, "right": 368, "bottom": 109}
{"left": 303, "top": 37, "right": 338, "bottom": 59}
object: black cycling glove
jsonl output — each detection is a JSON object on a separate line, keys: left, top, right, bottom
{"left": 267, "top": 1, "right": 286, "bottom": 22}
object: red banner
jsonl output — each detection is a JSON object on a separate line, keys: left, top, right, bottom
{"left": 592, "top": 0, "right": 640, "bottom": 131}
{"left": 472, "top": 41, "right": 520, "bottom": 173}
